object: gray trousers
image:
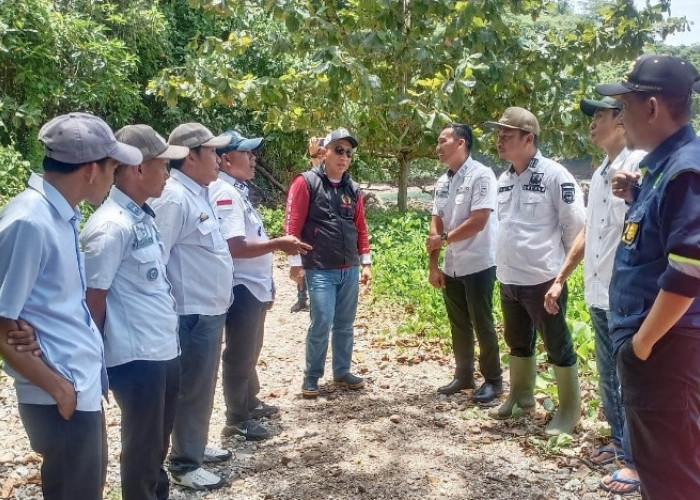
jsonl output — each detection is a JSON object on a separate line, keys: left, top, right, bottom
{"left": 168, "top": 313, "right": 226, "bottom": 474}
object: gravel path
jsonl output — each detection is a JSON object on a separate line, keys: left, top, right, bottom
{"left": 1, "top": 258, "right": 636, "bottom": 499}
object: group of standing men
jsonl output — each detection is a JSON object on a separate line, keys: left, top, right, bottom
{"left": 1, "top": 52, "right": 700, "bottom": 500}
{"left": 0, "top": 111, "right": 371, "bottom": 499}
{"left": 429, "top": 54, "right": 700, "bottom": 499}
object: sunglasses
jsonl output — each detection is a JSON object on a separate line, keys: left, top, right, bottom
{"left": 332, "top": 146, "right": 354, "bottom": 158}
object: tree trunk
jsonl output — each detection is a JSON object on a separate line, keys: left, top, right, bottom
{"left": 397, "top": 156, "right": 409, "bottom": 212}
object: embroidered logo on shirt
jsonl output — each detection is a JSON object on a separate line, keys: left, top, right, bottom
{"left": 146, "top": 267, "right": 159, "bottom": 281}
{"left": 621, "top": 221, "right": 639, "bottom": 245}
{"left": 530, "top": 172, "right": 544, "bottom": 185}
{"left": 498, "top": 185, "right": 514, "bottom": 193}
{"left": 561, "top": 183, "right": 575, "bottom": 204}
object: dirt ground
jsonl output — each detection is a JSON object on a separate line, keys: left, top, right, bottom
{"left": 0, "top": 258, "right": 637, "bottom": 500}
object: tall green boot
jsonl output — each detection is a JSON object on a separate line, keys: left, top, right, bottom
{"left": 544, "top": 364, "right": 581, "bottom": 436}
{"left": 489, "top": 355, "right": 536, "bottom": 419}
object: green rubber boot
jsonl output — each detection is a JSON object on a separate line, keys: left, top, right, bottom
{"left": 545, "top": 365, "right": 581, "bottom": 436}
{"left": 489, "top": 355, "right": 536, "bottom": 419}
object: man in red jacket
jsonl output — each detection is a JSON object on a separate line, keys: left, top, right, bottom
{"left": 284, "top": 128, "right": 371, "bottom": 399}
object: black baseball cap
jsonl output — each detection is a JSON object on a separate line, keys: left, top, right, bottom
{"left": 580, "top": 96, "right": 623, "bottom": 117}
{"left": 596, "top": 54, "right": 700, "bottom": 96}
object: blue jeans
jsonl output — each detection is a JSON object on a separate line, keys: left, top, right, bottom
{"left": 305, "top": 267, "right": 359, "bottom": 380}
{"left": 590, "top": 306, "right": 634, "bottom": 468}
{"left": 169, "top": 313, "right": 226, "bottom": 474}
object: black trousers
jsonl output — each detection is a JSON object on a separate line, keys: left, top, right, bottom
{"left": 222, "top": 284, "right": 268, "bottom": 424}
{"left": 18, "top": 403, "right": 106, "bottom": 500}
{"left": 442, "top": 266, "right": 502, "bottom": 383}
{"left": 500, "top": 279, "right": 577, "bottom": 367}
{"left": 618, "top": 333, "right": 700, "bottom": 499}
{"left": 108, "top": 357, "right": 180, "bottom": 500}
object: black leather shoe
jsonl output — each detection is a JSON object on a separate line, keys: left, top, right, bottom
{"left": 437, "top": 378, "right": 474, "bottom": 395}
{"left": 472, "top": 381, "right": 503, "bottom": 404}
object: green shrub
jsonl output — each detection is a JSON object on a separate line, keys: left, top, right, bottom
{"left": 0, "top": 145, "right": 31, "bottom": 208}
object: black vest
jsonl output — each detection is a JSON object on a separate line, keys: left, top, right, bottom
{"left": 300, "top": 166, "right": 360, "bottom": 269}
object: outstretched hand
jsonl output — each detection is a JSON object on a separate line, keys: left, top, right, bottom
{"left": 277, "top": 235, "right": 312, "bottom": 255}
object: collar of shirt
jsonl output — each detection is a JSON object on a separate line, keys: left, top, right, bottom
{"left": 108, "top": 186, "right": 156, "bottom": 220}
{"left": 507, "top": 150, "right": 542, "bottom": 174}
{"left": 642, "top": 125, "right": 697, "bottom": 177}
{"left": 170, "top": 168, "right": 207, "bottom": 197}
{"left": 27, "top": 173, "right": 81, "bottom": 226}
{"left": 450, "top": 156, "right": 476, "bottom": 180}
{"left": 218, "top": 171, "right": 250, "bottom": 199}
{"left": 601, "top": 147, "right": 635, "bottom": 178}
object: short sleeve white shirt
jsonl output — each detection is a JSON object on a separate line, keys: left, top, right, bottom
{"left": 432, "top": 157, "right": 497, "bottom": 276}
{"left": 148, "top": 169, "right": 233, "bottom": 315}
{"left": 80, "top": 187, "right": 179, "bottom": 367}
{"left": 496, "top": 151, "right": 586, "bottom": 286}
{"left": 0, "top": 174, "right": 106, "bottom": 411}
{"left": 209, "top": 172, "right": 274, "bottom": 302}
{"left": 584, "top": 148, "right": 645, "bottom": 310}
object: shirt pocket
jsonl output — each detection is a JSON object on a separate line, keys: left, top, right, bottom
{"left": 497, "top": 188, "right": 512, "bottom": 221}
{"left": 197, "top": 218, "right": 227, "bottom": 250}
{"left": 132, "top": 245, "right": 168, "bottom": 294}
{"left": 520, "top": 191, "right": 545, "bottom": 219}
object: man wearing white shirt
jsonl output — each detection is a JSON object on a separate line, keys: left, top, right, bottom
{"left": 209, "top": 131, "right": 310, "bottom": 441}
{"left": 148, "top": 123, "right": 233, "bottom": 491}
{"left": 485, "top": 107, "right": 585, "bottom": 436}
{"left": 0, "top": 112, "right": 141, "bottom": 500}
{"left": 544, "top": 97, "right": 644, "bottom": 494}
{"left": 426, "top": 124, "right": 502, "bottom": 403}
{"left": 81, "top": 125, "right": 189, "bottom": 500}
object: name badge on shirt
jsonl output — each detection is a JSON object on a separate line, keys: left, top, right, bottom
{"left": 133, "top": 222, "right": 153, "bottom": 249}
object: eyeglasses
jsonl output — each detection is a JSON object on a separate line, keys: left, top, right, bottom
{"left": 333, "top": 146, "right": 354, "bottom": 158}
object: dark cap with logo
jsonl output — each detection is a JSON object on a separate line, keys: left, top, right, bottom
{"left": 580, "top": 96, "right": 623, "bottom": 117}
{"left": 596, "top": 54, "right": 700, "bottom": 96}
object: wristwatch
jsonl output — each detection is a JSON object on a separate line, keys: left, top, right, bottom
{"left": 440, "top": 232, "right": 449, "bottom": 243}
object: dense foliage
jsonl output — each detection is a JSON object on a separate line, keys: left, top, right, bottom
{"left": 1, "top": 0, "right": 697, "bottom": 208}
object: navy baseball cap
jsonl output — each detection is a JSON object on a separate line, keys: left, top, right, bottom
{"left": 216, "top": 130, "right": 264, "bottom": 155}
{"left": 580, "top": 96, "right": 623, "bottom": 117}
{"left": 596, "top": 54, "right": 700, "bottom": 96}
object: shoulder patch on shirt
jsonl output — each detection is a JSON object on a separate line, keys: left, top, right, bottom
{"left": 561, "top": 183, "right": 575, "bottom": 204}
{"left": 217, "top": 199, "right": 233, "bottom": 206}
{"left": 478, "top": 182, "right": 488, "bottom": 195}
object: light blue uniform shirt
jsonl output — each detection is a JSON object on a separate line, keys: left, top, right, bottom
{"left": 149, "top": 169, "right": 233, "bottom": 315}
{"left": 80, "top": 187, "right": 179, "bottom": 368}
{"left": 0, "top": 174, "right": 106, "bottom": 411}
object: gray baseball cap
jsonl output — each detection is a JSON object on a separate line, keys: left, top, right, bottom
{"left": 168, "top": 123, "right": 230, "bottom": 149}
{"left": 38, "top": 112, "right": 142, "bottom": 165}
{"left": 324, "top": 128, "right": 358, "bottom": 148}
{"left": 115, "top": 124, "right": 189, "bottom": 163}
